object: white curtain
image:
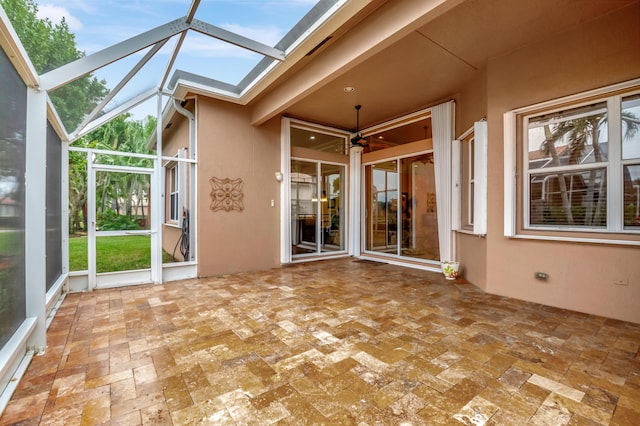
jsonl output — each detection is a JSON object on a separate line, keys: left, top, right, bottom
{"left": 432, "top": 101, "right": 455, "bottom": 262}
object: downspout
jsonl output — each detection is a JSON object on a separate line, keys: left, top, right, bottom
{"left": 173, "top": 99, "right": 196, "bottom": 261}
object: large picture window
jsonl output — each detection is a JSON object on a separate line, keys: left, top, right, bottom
{"left": 521, "top": 88, "right": 640, "bottom": 234}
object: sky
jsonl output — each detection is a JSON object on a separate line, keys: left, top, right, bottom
{"left": 32, "top": 0, "right": 321, "bottom": 122}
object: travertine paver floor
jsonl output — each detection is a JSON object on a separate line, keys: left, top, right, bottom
{"left": 1, "top": 258, "right": 640, "bottom": 425}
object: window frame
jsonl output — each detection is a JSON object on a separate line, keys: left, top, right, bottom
{"left": 165, "top": 157, "right": 180, "bottom": 225}
{"left": 454, "top": 120, "right": 487, "bottom": 236}
{"left": 504, "top": 78, "right": 640, "bottom": 244}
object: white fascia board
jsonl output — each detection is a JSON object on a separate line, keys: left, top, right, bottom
{"left": 41, "top": 18, "right": 189, "bottom": 91}
{"left": 46, "top": 98, "right": 68, "bottom": 142}
{"left": 189, "top": 19, "right": 285, "bottom": 61}
{"left": 0, "top": 6, "right": 39, "bottom": 87}
{"left": 171, "top": 80, "right": 244, "bottom": 104}
{"left": 72, "top": 88, "right": 158, "bottom": 140}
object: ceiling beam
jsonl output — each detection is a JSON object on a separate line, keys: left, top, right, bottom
{"left": 40, "top": 18, "right": 190, "bottom": 91}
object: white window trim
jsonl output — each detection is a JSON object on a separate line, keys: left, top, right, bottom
{"left": 473, "top": 120, "right": 487, "bottom": 236}
{"left": 504, "top": 78, "right": 640, "bottom": 245}
{"left": 168, "top": 163, "right": 179, "bottom": 223}
{"left": 453, "top": 120, "right": 487, "bottom": 236}
{"left": 164, "top": 148, "right": 187, "bottom": 226}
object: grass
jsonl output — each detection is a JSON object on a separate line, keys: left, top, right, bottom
{"left": 69, "top": 235, "right": 175, "bottom": 273}
{"left": 0, "top": 230, "right": 22, "bottom": 256}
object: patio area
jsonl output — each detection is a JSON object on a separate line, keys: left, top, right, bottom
{"left": 1, "top": 258, "right": 639, "bottom": 425}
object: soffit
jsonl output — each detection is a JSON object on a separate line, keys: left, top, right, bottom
{"left": 276, "top": 0, "right": 637, "bottom": 133}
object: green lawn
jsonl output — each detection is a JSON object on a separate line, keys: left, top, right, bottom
{"left": 69, "top": 235, "right": 175, "bottom": 272}
{"left": 0, "top": 230, "right": 22, "bottom": 256}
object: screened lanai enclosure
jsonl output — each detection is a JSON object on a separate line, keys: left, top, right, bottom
{"left": 0, "top": 0, "right": 350, "bottom": 412}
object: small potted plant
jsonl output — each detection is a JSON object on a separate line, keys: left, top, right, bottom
{"left": 440, "top": 261, "right": 460, "bottom": 280}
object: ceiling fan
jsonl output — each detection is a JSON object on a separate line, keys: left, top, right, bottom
{"left": 350, "top": 104, "right": 368, "bottom": 148}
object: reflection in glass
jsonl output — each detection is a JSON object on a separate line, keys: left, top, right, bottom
{"left": 399, "top": 154, "right": 439, "bottom": 261}
{"left": 291, "top": 127, "right": 347, "bottom": 155}
{"left": 527, "top": 102, "right": 608, "bottom": 170}
{"left": 622, "top": 95, "right": 640, "bottom": 160}
{"left": 321, "top": 164, "right": 345, "bottom": 252}
{"left": 529, "top": 169, "right": 607, "bottom": 227}
{"left": 366, "top": 160, "right": 398, "bottom": 253}
{"left": 291, "top": 160, "right": 317, "bottom": 255}
{"left": 624, "top": 165, "right": 640, "bottom": 228}
{"left": 365, "top": 155, "right": 439, "bottom": 261}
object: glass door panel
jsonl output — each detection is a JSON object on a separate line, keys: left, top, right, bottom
{"left": 364, "top": 154, "right": 440, "bottom": 263}
{"left": 366, "top": 160, "right": 398, "bottom": 253}
{"left": 321, "top": 163, "right": 345, "bottom": 252}
{"left": 291, "top": 160, "right": 317, "bottom": 255}
{"left": 399, "top": 154, "right": 440, "bottom": 260}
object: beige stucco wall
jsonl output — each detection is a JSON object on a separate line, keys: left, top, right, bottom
{"left": 455, "top": 68, "right": 488, "bottom": 290}
{"left": 195, "top": 97, "right": 281, "bottom": 276}
{"left": 483, "top": 2, "right": 640, "bottom": 323}
{"left": 161, "top": 108, "right": 191, "bottom": 262}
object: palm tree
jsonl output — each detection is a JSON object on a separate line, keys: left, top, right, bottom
{"left": 541, "top": 109, "right": 639, "bottom": 226}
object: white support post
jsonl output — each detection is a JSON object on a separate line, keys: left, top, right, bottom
{"left": 152, "top": 93, "right": 164, "bottom": 283}
{"left": 280, "top": 118, "right": 292, "bottom": 264}
{"left": 349, "top": 145, "right": 363, "bottom": 257}
{"left": 25, "top": 87, "right": 47, "bottom": 352}
{"left": 87, "top": 150, "right": 96, "bottom": 291}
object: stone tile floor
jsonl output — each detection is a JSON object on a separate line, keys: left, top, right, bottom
{"left": 1, "top": 258, "right": 639, "bottom": 425}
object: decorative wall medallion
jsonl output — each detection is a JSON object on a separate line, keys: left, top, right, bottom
{"left": 209, "top": 177, "right": 244, "bottom": 212}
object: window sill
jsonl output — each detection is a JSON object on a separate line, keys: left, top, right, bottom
{"left": 509, "top": 233, "right": 640, "bottom": 247}
{"left": 455, "top": 229, "right": 486, "bottom": 237}
{"left": 164, "top": 222, "right": 180, "bottom": 229}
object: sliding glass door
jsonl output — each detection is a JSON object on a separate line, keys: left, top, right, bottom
{"left": 291, "top": 160, "right": 346, "bottom": 257}
{"left": 364, "top": 152, "right": 439, "bottom": 262}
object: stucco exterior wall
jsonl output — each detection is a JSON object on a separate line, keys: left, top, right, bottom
{"left": 483, "top": 3, "right": 640, "bottom": 323}
{"left": 456, "top": 68, "right": 488, "bottom": 290}
{"left": 161, "top": 109, "right": 191, "bottom": 262}
{"left": 195, "top": 97, "right": 281, "bottom": 276}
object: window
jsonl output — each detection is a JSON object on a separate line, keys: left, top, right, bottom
{"left": 508, "top": 81, "right": 640, "bottom": 238}
{"left": 168, "top": 163, "right": 179, "bottom": 222}
{"left": 454, "top": 120, "right": 487, "bottom": 235}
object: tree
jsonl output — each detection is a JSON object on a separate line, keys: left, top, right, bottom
{"left": 0, "top": 0, "right": 108, "bottom": 131}
{"left": 70, "top": 115, "right": 156, "bottom": 232}
{"left": 541, "top": 110, "right": 639, "bottom": 226}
